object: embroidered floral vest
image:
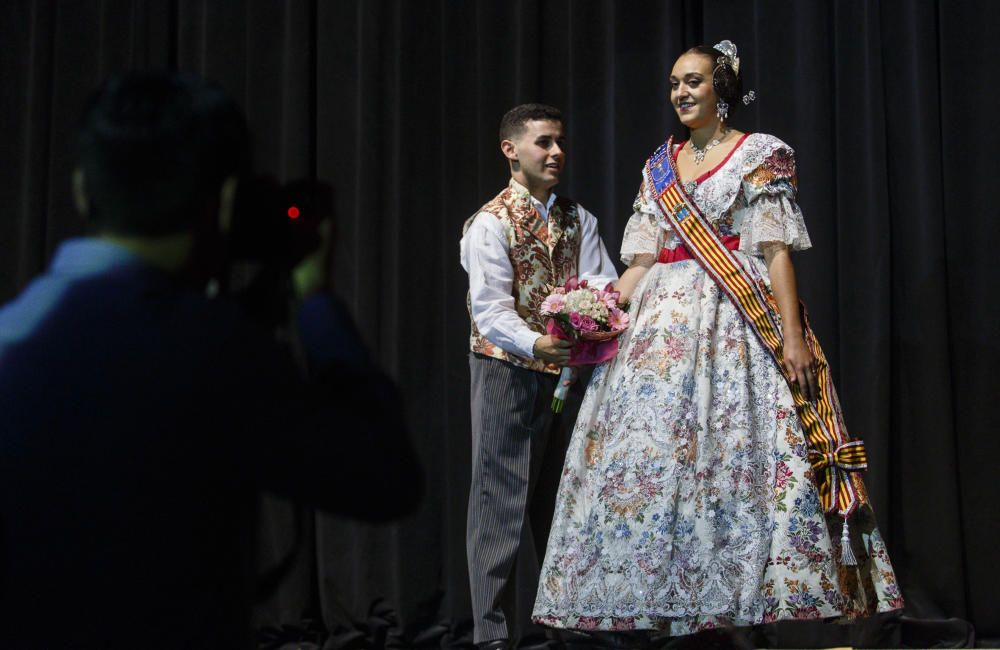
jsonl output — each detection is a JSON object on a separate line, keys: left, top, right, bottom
{"left": 464, "top": 179, "right": 581, "bottom": 374}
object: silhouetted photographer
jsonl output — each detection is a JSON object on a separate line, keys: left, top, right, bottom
{"left": 0, "top": 70, "right": 421, "bottom": 649}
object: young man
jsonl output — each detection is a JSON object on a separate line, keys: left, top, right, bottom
{"left": 0, "top": 71, "right": 421, "bottom": 649}
{"left": 459, "top": 104, "right": 618, "bottom": 649}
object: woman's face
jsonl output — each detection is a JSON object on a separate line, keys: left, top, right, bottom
{"left": 669, "top": 53, "right": 718, "bottom": 130}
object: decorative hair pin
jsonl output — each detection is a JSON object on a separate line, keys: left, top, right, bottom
{"left": 713, "top": 39, "right": 740, "bottom": 75}
{"left": 713, "top": 39, "right": 758, "bottom": 107}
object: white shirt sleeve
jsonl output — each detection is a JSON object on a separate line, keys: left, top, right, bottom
{"left": 575, "top": 205, "right": 619, "bottom": 289}
{"left": 459, "top": 213, "right": 541, "bottom": 359}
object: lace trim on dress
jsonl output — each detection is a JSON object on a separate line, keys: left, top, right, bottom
{"left": 634, "top": 133, "right": 812, "bottom": 257}
{"left": 620, "top": 193, "right": 663, "bottom": 265}
{"left": 739, "top": 192, "right": 812, "bottom": 255}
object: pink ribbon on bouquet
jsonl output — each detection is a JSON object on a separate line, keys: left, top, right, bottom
{"left": 546, "top": 319, "right": 619, "bottom": 365}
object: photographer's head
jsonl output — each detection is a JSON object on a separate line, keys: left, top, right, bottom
{"left": 75, "top": 70, "right": 250, "bottom": 272}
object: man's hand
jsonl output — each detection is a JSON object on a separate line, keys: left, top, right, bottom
{"left": 533, "top": 335, "right": 572, "bottom": 366}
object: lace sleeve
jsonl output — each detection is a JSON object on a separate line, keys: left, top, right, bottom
{"left": 739, "top": 147, "right": 812, "bottom": 255}
{"left": 620, "top": 186, "right": 664, "bottom": 265}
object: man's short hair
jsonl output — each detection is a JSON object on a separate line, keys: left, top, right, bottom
{"left": 498, "top": 103, "right": 563, "bottom": 142}
{"left": 78, "top": 70, "right": 251, "bottom": 236}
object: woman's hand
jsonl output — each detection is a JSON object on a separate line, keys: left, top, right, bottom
{"left": 783, "top": 334, "right": 818, "bottom": 402}
{"left": 765, "top": 243, "right": 818, "bottom": 402}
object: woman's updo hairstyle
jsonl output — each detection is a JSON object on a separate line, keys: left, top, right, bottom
{"left": 684, "top": 44, "right": 744, "bottom": 120}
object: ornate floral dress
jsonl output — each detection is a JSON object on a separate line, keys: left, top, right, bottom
{"left": 532, "top": 133, "right": 903, "bottom": 635}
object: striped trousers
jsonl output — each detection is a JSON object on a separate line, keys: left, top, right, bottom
{"left": 467, "top": 353, "right": 585, "bottom": 644}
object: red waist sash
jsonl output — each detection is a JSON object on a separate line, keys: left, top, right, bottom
{"left": 658, "top": 235, "right": 740, "bottom": 264}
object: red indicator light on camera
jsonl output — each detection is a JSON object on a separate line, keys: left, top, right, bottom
{"left": 287, "top": 206, "right": 300, "bottom": 220}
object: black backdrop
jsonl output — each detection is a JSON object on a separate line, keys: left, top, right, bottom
{"left": 2, "top": 0, "right": 999, "bottom": 645}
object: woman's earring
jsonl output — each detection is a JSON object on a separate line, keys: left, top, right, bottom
{"left": 716, "top": 99, "right": 729, "bottom": 121}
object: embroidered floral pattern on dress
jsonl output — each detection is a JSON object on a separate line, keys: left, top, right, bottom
{"left": 532, "top": 133, "right": 902, "bottom": 635}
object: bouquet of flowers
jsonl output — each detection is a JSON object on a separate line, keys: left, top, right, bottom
{"left": 540, "top": 276, "right": 630, "bottom": 412}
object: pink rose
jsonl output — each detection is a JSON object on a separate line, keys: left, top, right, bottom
{"left": 564, "top": 276, "right": 580, "bottom": 291}
{"left": 569, "top": 312, "right": 597, "bottom": 332}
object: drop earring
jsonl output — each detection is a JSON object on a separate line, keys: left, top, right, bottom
{"left": 716, "top": 99, "right": 729, "bottom": 122}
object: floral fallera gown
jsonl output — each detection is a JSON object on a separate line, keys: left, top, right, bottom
{"left": 532, "top": 133, "right": 902, "bottom": 635}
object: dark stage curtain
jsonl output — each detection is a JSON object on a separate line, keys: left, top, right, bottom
{"left": 2, "top": 0, "right": 999, "bottom": 646}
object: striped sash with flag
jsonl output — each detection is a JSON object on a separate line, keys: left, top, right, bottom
{"left": 644, "top": 137, "right": 868, "bottom": 518}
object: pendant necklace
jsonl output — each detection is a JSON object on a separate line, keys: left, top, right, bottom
{"left": 689, "top": 127, "right": 731, "bottom": 165}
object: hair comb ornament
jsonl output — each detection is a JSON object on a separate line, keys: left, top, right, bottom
{"left": 713, "top": 39, "right": 740, "bottom": 75}
{"left": 713, "top": 39, "right": 758, "bottom": 107}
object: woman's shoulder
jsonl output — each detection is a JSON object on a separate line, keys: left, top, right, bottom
{"left": 739, "top": 133, "right": 797, "bottom": 179}
{"left": 742, "top": 132, "right": 794, "bottom": 156}
{"left": 745, "top": 131, "right": 790, "bottom": 148}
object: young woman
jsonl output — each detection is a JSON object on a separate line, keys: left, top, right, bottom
{"left": 533, "top": 41, "right": 903, "bottom": 638}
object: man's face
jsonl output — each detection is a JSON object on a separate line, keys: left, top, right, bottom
{"left": 503, "top": 119, "right": 565, "bottom": 194}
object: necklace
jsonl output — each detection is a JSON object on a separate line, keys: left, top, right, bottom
{"left": 689, "top": 127, "right": 731, "bottom": 165}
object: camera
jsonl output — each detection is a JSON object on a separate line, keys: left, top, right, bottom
{"left": 228, "top": 175, "right": 333, "bottom": 267}
{"left": 224, "top": 175, "right": 335, "bottom": 326}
